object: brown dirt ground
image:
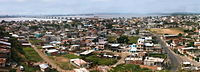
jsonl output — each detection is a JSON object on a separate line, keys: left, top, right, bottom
{"left": 150, "top": 28, "right": 184, "bottom": 35}
{"left": 54, "top": 57, "right": 69, "bottom": 62}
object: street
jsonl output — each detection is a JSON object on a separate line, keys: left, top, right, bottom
{"left": 154, "top": 35, "right": 182, "bottom": 71}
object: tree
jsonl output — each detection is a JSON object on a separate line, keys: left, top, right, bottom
{"left": 136, "top": 29, "right": 139, "bottom": 35}
{"left": 9, "top": 38, "right": 24, "bottom": 62}
{"left": 107, "top": 36, "right": 117, "bottom": 43}
{"left": 178, "top": 33, "right": 183, "bottom": 37}
{"left": 117, "top": 35, "right": 129, "bottom": 44}
{"left": 187, "top": 42, "right": 194, "bottom": 47}
{"left": 105, "top": 24, "right": 113, "bottom": 29}
{"left": 0, "top": 26, "right": 10, "bottom": 37}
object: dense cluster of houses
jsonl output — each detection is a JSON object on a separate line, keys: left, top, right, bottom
{"left": 0, "top": 37, "right": 11, "bottom": 67}
{"left": 1, "top": 15, "right": 200, "bottom": 71}
{"left": 124, "top": 36, "right": 165, "bottom": 70}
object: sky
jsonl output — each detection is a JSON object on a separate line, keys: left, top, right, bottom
{"left": 0, "top": 0, "right": 200, "bottom": 15}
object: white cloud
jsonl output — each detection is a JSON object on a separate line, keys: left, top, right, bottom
{"left": 16, "top": 0, "right": 26, "bottom": 2}
{"left": 41, "top": 0, "right": 57, "bottom": 2}
{"left": 90, "top": 0, "right": 112, "bottom": 2}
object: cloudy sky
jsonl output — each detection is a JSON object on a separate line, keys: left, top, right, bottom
{"left": 0, "top": 0, "right": 200, "bottom": 15}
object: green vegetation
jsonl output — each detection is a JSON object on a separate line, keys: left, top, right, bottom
{"left": 117, "top": 35, "right": 129, "bottom": 44}
{"left": 0, "top": 26, "right": 10, "bottom": 37}
{"left": 84, "top": 55, "right": 117, "bottom": 66}
{"left": 194, "top": 58, "right": 199, "bottom": 62}
{"left": 29, "top": 26, "right": 41, "bottom": 31}
{"left": 90, "top": 70, "right": 101, "bottom": 72}
{"left": 173, "top": 49, "right": 184, "bottom": 56}
{"left": 105, "top": 23, "right": 113, "bottom": 29}
{"left": 21, "top": 63, "right": 40, "bottom": 72}
{"left": 187, "top": 42, "right": 194, "bottom": 47}
{"left": 29, "top": 38, "right": 43, "bottom": 45}
{"left": 9, "top": 69, "right": 17, "bottom": 72}
{"left": 136, "top": 29, "right": 140, "bottom": 35}
{"left": 178, "top": 33, "right": 183, "bottom": 37}
{"left": 64, "top": 54, "right": 81, "bottom": 59}
{"left": 36, "top": 45, "right": 43, "bottom": 49}
{"left": 9, "top": 38, "right": 25, "bottom": 62}
{"left": 45, "top": 68, "right": 59, "bottom": 72}
{"left": 107, "top": 35, "right": 140, "bottom": 44}
{"left": 152, "top": 36, "right": 158, "bottom": 44}
{"left": 49, "top": 56, "right": 76, "bottom": 70}
{"left": 107, "top": 35, "right": 117, "bottom": 43}
{"left": 148, "top": 53, "right": 167, "bottom": 59}
{"left": 183, "top": 21, "right": 199, "bottom": 26}
{"left": 23, "top": 47, "right": 43, "bottom": 62}
{"left": 9, "top": 38, "right": 41, "bottom": 72}
{"left": 128, "top": 36, "right": 140, "bottom": 44}
{"left": 156, "top": 70, "right": 170, "bottom": 72}
{"left": 109, "top": 64, "right": 152, "bottom": 72}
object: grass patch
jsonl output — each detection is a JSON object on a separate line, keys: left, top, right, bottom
{"left": 49, "top": 55, "right": 77, "bottom": 70}
{"left": 21, "top": 63, "right": 40, "bottom": 72}
{"left": 23, "top": 47, "right": 43, "bottom": 62}
{"left": 128, "top": 36, "right": 140, "bottom": 44}
{"left": 85, "top": 55, "right": 117, "bottom": 66}
{"left": 64, "top": 54, "right": 81, "bottom": 59}
{"left": 36, "top": 45, "right": 43, "bottom": 49}
{"left": 107, "top": 35, "right": 118, "bottom": 43}
{"left": 109, "top": 64, "right": 152, "bottom": 72}
{"left": 29, "top": 38, "right": 43, "bottom": 45}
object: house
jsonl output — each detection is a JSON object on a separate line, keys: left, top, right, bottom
{"left": 128, "top": 44, "right": 137, "bottom": 53}
{"left": 50, "top": 41, "right": 61, "bottom": 46}
{"left": 144, "top": 43, "right": 154, "bottom": 52}
{"left": 70, "top": 58, "right": 89, "bottom": 68}
{"left": 125, "top": 57, "right": 143, "bottom": 65}
{"left": 39, "top": 64, "right": 49, "bottom": 72}
{"left": 144, "top": 57, "right": 165, "bottom": 68}
{"left": 0, "top": 41, "right": 11, "bottom": 46}
{"left": 80, "top": 50, "right": 95, "bottom": 56}
{"left": 42, "top": 45, "right": 55, "bottom": 50}
{"left": 194, "top": 42, "right": 200, "bottom": 47}
{"left": 109, "top": 44, "right": 121, "bottom": 52}
{"left": 0, "top": 58, "right": 6, "bottom": 67}
{"left": 69, "top": 45, "right": 80, "bottom": 51}
{"left": 45, "top": 49, "right": 59, "bottom": 56}
{"left": 181, "top": 62, "right": 198, "bottom": 70}
{"left": 19, "top": 40, "right": 32, "bottom": 47}
{"left": 0, "top": 48, "right": 11, "bottom": 58}
{"left": 137, "top": 38, "right": 145, "bottom": 52}
{"left": 178, "top": 47, "right": 195, "bottom": 54}
{"left": 140, "top": 65, "right": 163, "bottom": 71}
{"left": 162, "top": 35, "right": 178, "bottom": 40}
{"left": 0, "top": 39, "right": 11, "bottom": 67}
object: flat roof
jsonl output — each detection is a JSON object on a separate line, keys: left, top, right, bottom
{"left": 42, "top": 45, "right": 54, "bottom": 49}
{"left": 0, "top": 41, "right": 11, "bottom": 46}
{"left": 80, "top": 50, "right": 95, "bottom": 55}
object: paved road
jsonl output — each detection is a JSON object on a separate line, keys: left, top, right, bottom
{"left": 154, "top": 35, "right": 182, "bottom": 71}
{"left": 31, "top": 45, "right": 72, "bottom": 72}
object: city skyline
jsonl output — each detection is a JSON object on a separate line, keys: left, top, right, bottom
{"left": 0, "top": 0, "right": 200, "bottom": 15}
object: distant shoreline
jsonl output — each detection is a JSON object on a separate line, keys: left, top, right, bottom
{"left": 0, "top": 14, "right": 170, "bottom": 21}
